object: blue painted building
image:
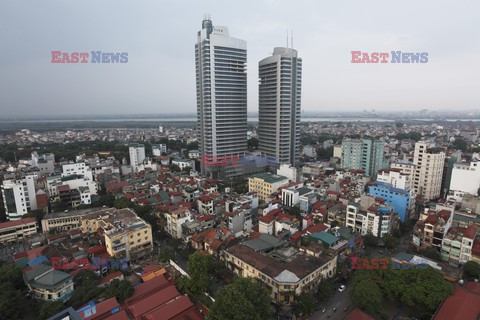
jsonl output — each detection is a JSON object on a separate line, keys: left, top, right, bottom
{"left": 369, "top": 181, "right": 412, "bottom": 222}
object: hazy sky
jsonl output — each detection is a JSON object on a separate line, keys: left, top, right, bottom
{"left": 1, "top": 0, "right": 479, "bottom": 117}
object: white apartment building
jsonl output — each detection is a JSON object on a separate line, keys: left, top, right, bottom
{"left": 164, "top": 207, "right": 192, "bottom": 239}
{"left": 333, "top": 145, "right": 342, "bottom": 158}
{"left": 172, "top": 158, "right": 194, "bottom": 170}
{"left": 346, "top": 203, "right": 396, "bottom": 238}
{"left": 129, "top": 143, "right": 146, "bottom": 173}
{"left": 449, "top": 161, "right": 480, "bottom": 196}
{"left": 46, "top": 175, "right": 97, "bottom": 206}
{"left": 152, "top": 144, "right": 167, "bottom": 156}
{"left": 62, "top": 162, "right": 94, "bottom": 181}
{"left": 413, "top": 142, "right": 445, "bottom": 200}
{"left": 282, "top": 186, "right": 313, "bottom": 208}
{"left": 377, "top": 168, "right": 413, "bottom": 191}
{"left": 188, "top": 150, "right": 200, "bottom": 159}
{"left": 224, "top": 209, "right": 252, "bottom": 236}
{"left": 31, "top": 152, "right": 55, "bottom": 175}
{"left": 277, "top": 164, "right": 298, "bottom": 182}
{"left": 303, "top": 145, "right": 317, "bottom": 158}
{"left": 441, "top": 225, "right": 477, "bottom": 264}
{"left": 1, "top": 174, "right": 38, "bottom": 221}
{"left": 390, "top": 161, "right": 416, "bottom": 180}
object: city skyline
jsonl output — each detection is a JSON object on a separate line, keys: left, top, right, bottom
{"left": 1, "top": 0, "right": 479, "bottom": 117}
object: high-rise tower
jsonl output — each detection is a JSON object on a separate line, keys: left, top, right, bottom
{"left": 195, "top": 16, "right": 247, "bottom": 175}
{"left": 258, "top": 47, "right": 302, "bottom": 166}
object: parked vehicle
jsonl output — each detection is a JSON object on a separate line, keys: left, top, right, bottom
{"left": 338, "top": 284, "right": 346, "bottom": 292}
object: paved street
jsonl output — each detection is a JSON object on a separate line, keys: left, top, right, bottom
{"left": 309, "top": 285, "right": 353, "bottom": 320}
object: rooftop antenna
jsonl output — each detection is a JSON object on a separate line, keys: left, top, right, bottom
{"left": 286, "top": 30, "right": 289, "bottom": 48}
{"left": 291, "top": 30, "right": 294, "bottom": 48}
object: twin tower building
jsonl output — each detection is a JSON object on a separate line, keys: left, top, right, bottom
{"left": 195, "top": 17, "right": 302, "bottom": 177}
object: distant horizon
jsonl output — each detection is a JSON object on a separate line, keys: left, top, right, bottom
{"left": 3, "top": 109, "right": 480, "bottom": 120}
{"left": 1, "top": 0, "right": 479, "bottom": 116}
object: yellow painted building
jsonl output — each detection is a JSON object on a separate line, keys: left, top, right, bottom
{"left": 248, "top": 172, "right": 289, "bottom": 201}
{"left": 81, "top": 207, "right": 153, "bottom": 260}
{"left": 224, "top": 241, "right": 337, "bottom": 304}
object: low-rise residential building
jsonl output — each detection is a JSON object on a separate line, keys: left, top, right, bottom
{"left": 223, "top": 209, "right": 252, "bottom": 236}
{"left": 369, "top": 180, "right": 414, "bottom": 222}
{"left": 41, "top": 207, "right": 99, "bottom": 233}
{"left": 46, "top": 174, "right": 97, "bottom": 207}
{"left": 441, "top": 225, "right": 477, "bottom": 265}
{"left": 282, "top": 186, "right": 313, "bottom": 208}
{"left": 1, "top": 174, "right": 38, "bottom": 220}
{"left": 414, "top": 208, "right": 454, "bottom": 249}
{"left": 224, "top": 239, "right": 337, "bottom": 304}
{"left": 0, "top": 217, "right": 38, "bottom": 243}
{"left": 152, "top": 144, "right": 167, "bottom": 156}
{"left": 172, "top": 158, "right": 194, "bottom": 170}
{"left": 188, "top": 150, "right": 200, "bottom": 159}
{"left": 346, "top": 202, "right": 397, "bottom": 237}
{"left": 164, "top": 207, "right": 192, "bottom": 239}
{"left": 248, "top": 172, "right": 290, "bottom": 201}
{"left": 258, "top": 209, "right": 299, "bottom": 236}
{"left": 24, "top": 264, "right": 74, "bottom": 302}
{"left": 197, "top": 193, "right": 221, "bottom": 215}
{"left": 449, "top": 161, "right": 480, "bottom": 196}
{"left": 62, "top": 162, "right": 93, "bottom": 181}
{"left": 81, "top": 208, "right": 153, "bottom": 260}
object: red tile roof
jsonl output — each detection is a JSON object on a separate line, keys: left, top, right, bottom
{"left": 99, "top": 271, "right": 123, "bottom": 285}
{"left": 103, "top": 310, "right": 129, "bottom": 320}
{"left": 472, "top": 238, "right": 480, "bottom": 257}
{"left": 82, "top": 297, "right": 120, "bottom": 320}
{"left": 345, "top": 309, "right": 376, "bottom": 320}
{"left": 465, "top": 282, "right": 480, "bottom": 294}
{"left": 36, "top": 193, "right": 49, "bottom": 208}
{"left": 425, "top": 215, "right": 439, "bottom": 225}
{"left": 0, "top": 217, "right": 36, "bottom": 230}
{"left": 126, "top": 275, "right": 170, "bottom": 305}
{"left": 127, "top": 285, "right": 180, "bottom": 319}
{"left": 57, "top": 184, "right": 70, "bottom": 192}
{"left": 464, "top": 225, "right": 477, "bottom": 239}
{"left": 433, "top": 285, "right": 480, "bottom": 320}
{"left": 143, "top": 295, "right": 199, "bottom": 320}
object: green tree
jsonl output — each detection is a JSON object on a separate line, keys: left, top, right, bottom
{"left": 208, "top": 278, "right": 273, "bottom": 320}
{"left": 188, "top": 252, "right": 213, "bottom": 294}
{"left": 364, "top": 234, "right": 379, "bottom": 247}
{"left": 317, "top": 279, "right": 334, "bottom": 302}
{"left": 23, "top": 209, "right": 46, "bottom": 225}
{"left": 383, "top": 234, "right": 400, "bottom": 249}
{"left": 158, "top": 248, "right": 175, "bottom": 263}
{"left": 176, "top": 275, "right": 191, "bottom": 294}
{"left": 69, "top": 270, "right": 104, "bottom": 308}
{"left": 170, "top": 164, "right": 181, "bottom": 172}
{"left": 351, "top": 264, "right": 453, "bottom": 317}
{"left": 420, "top": 247, "right": 441, "bottom": 261}
{"left": 463, "top": 261, "right": 480, "bottom": 279}
{"left": 113, "top": 197, "right": 132, "bottom": 209}
{"left": 0, "top": 282, "right": 28, "bottom": 320}
{"left": 296, "top": 292, "right": 316, "bottom": 316}
{"left": 0, "top": 262, "right": 26, "bottom": 290}
{"left": 98, "top": 193, "right": 115, "bottom": 207}
{"left": 103, "top": 279, "right": 133, "bottom": 302}
{"left": 452, "top": 138, "right": 468, "bottom": 151}
{"left": 37, "top": 300, "right": 65, "bottom": 320}
{"left": 351, "top": 277, "right": 383, "bottom": 312}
